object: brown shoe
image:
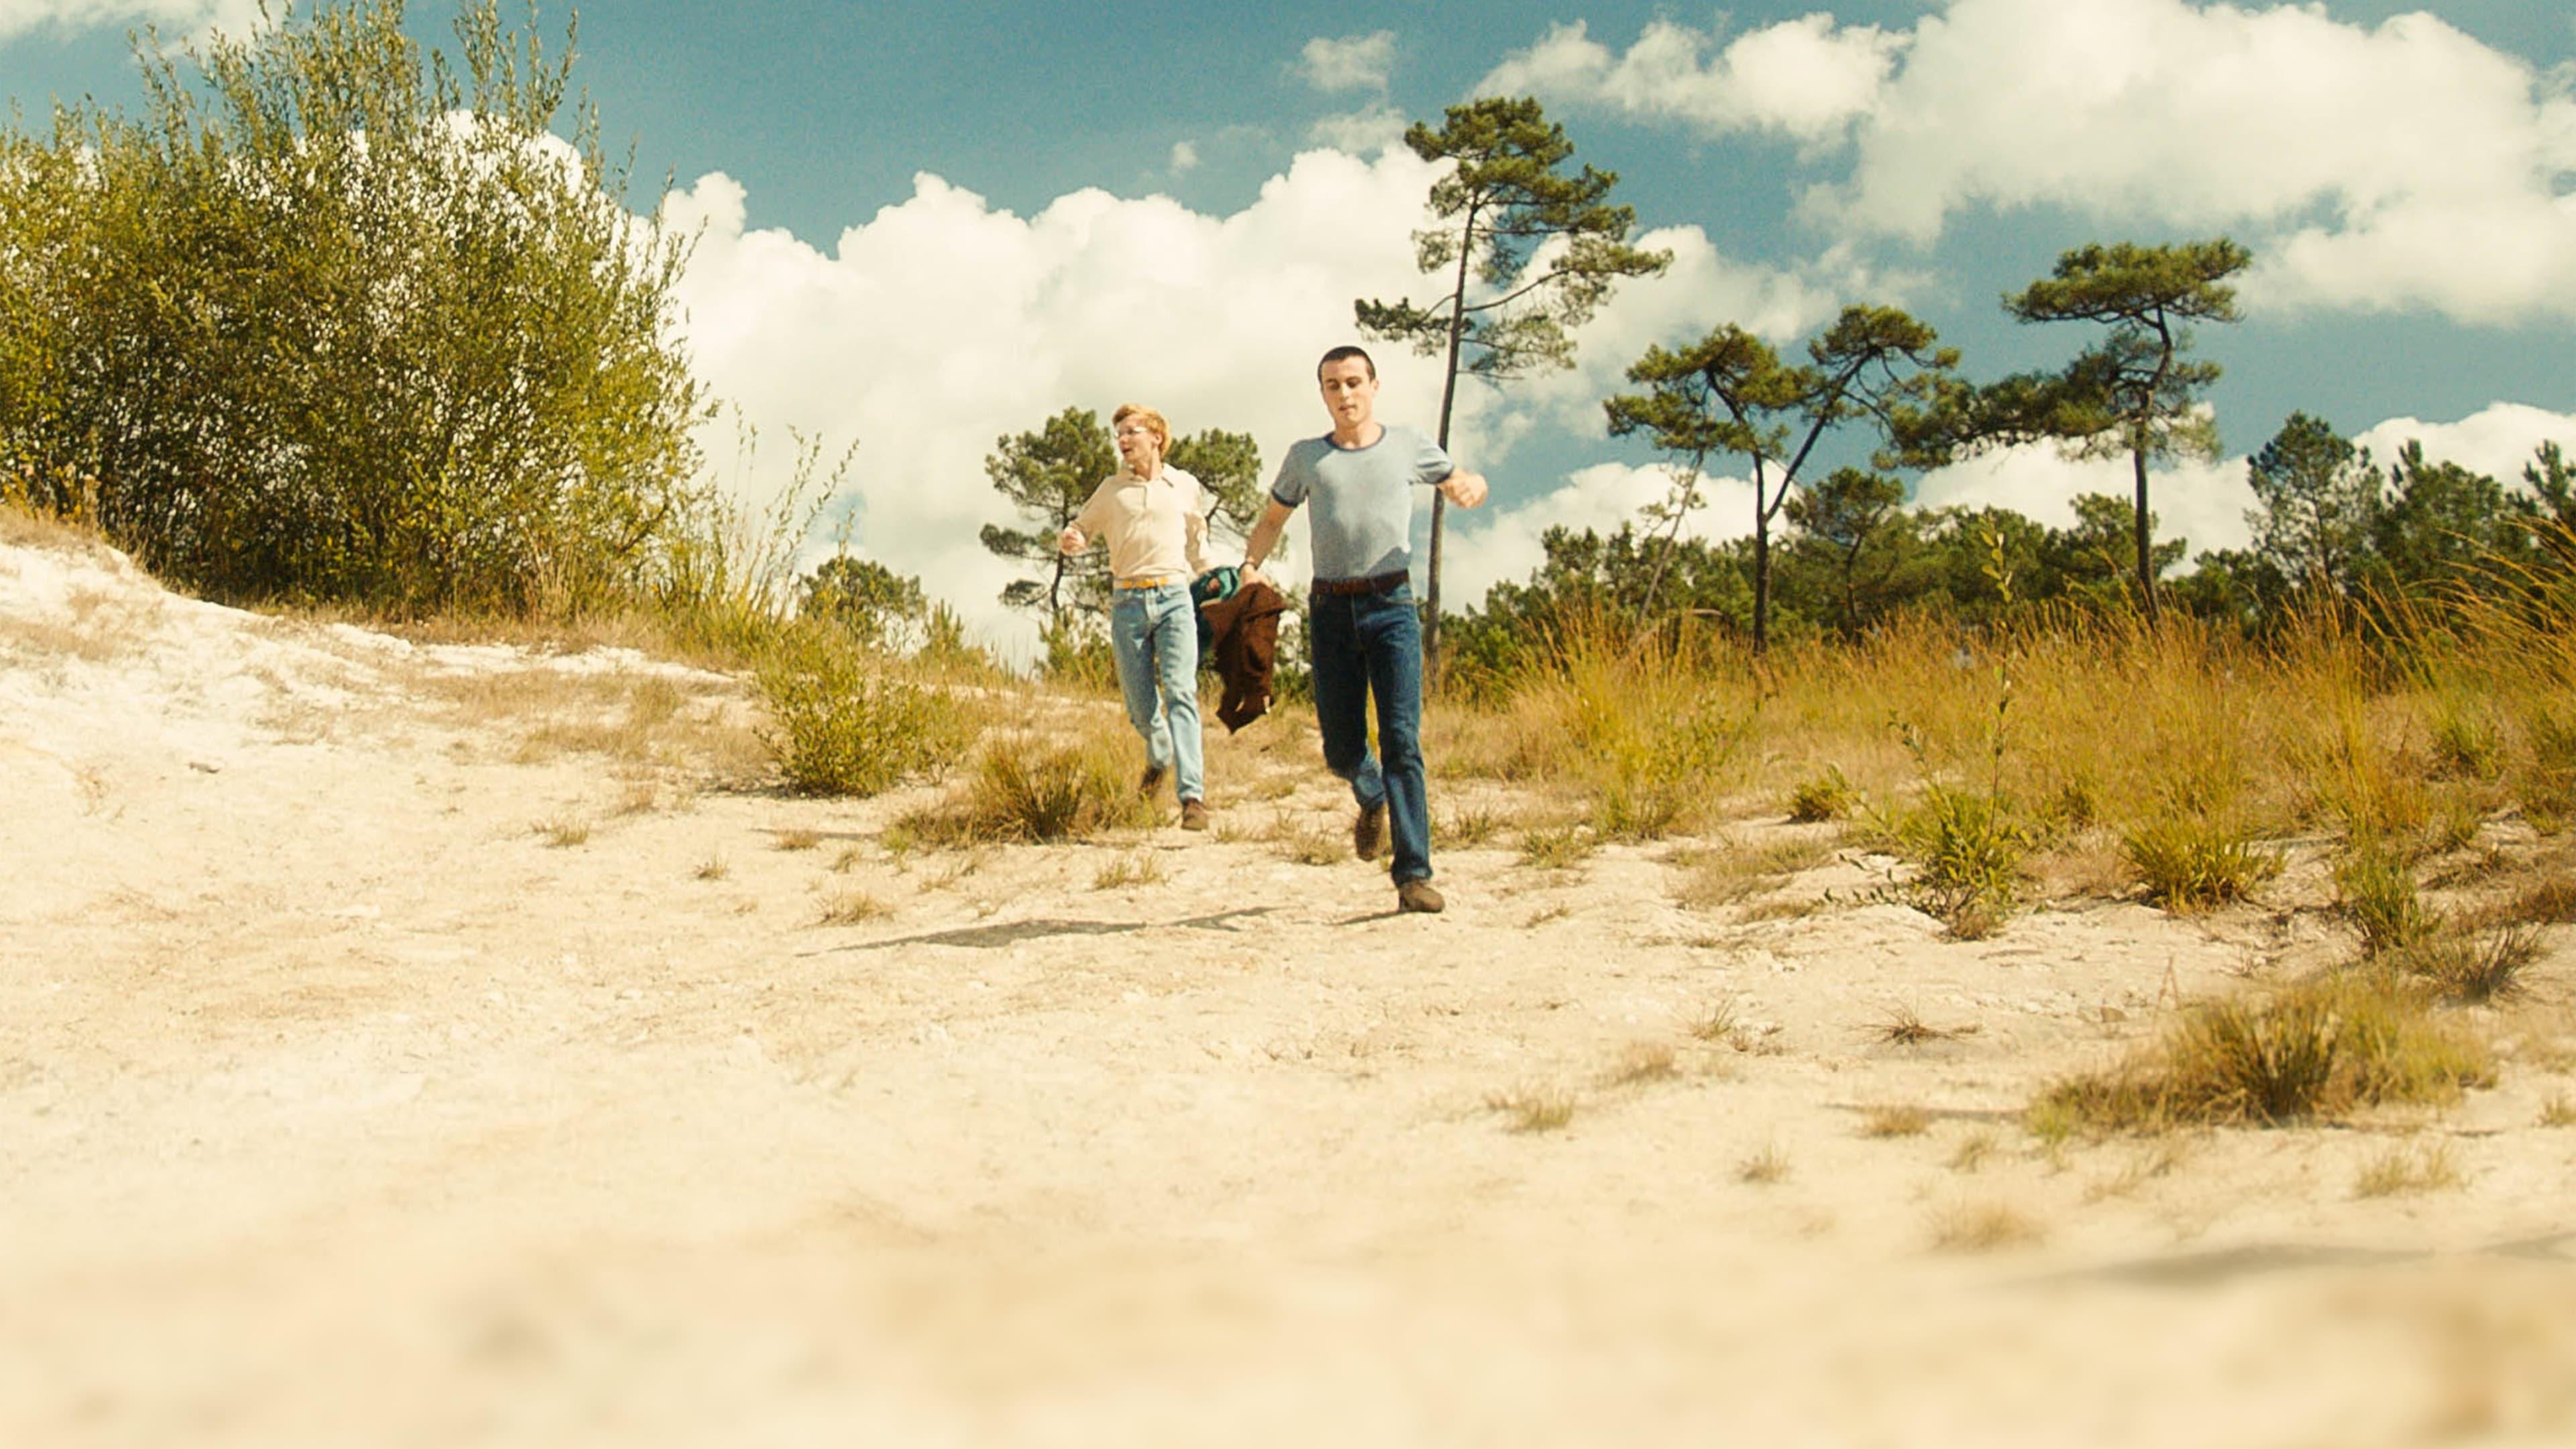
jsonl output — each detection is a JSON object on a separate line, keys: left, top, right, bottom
{"left": 1180, "top": 799, "right": 1209, "bottom": 831}
{"left": 1396, "top": 879, "right": 1444, "bottom": 914}
{"left": 1354, "top": 801, "right": 1386, "bottom": 861}
{"left": 1140, "top": 765, "right": 1168, "bottom": 796}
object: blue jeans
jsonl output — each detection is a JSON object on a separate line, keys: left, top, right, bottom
{"left": 1108, "top": 582, "right": 1203, "bottom": 804}
{"left": 1307, "top": 581, "right": 1430, "bottom": 884}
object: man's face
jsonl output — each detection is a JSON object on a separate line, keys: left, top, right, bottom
{"left": 1318, "top": 358, "right": 1377, "bottom": 431}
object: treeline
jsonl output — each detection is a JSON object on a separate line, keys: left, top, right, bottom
{"left": 0, "top": 1, "right": 710, "bottom": 615}
{"left": 1452, "top": 425, "right": 2576, "bottom": 683}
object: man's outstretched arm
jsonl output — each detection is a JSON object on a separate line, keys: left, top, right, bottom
{"left": 1238, "top": 499, "right": 1295, "bottom": 587}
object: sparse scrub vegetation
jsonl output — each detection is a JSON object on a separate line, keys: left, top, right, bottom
{"left": 1091, "top": 852, "right": 1167, "bottom": 890}
{"left": 818, "top": 890, "right": 894, "bottom": 926}
{"left": 2388, "top": 924, "right": 2541, "bottom": 1004}
{"left": 1487, "top": 1085, "right": 1576, "bottom": 1134}
{"left": 904, "top": 729, "right": 1156, "bottom": 845}
{"left": 1929, "top": 1200, "right": 2044, "bottom": 1253}
{"left": 756, "top": 626, "right": 982, "bottom": 796}
{"left": 1858, "top": 1105, "right": 1932, "bottom": 1138}
{"left": 2123, "top": 813, "right": 2279, "bottom": 910}
{"left": 2035, "top": 973, "right": 2491, "bottom": 1132}
{"left": 1519, "top": 822, "right": 1595, "bottom": 870}
{"left": 1736, "top": 1142, "right": 1790, "bottom": 1184}
{"left": 2337, "top": 844, "right": 2439, "bottom": 955}
{"left": 1785, "top": 766, "right": 1854, "bottom": 822}
{"left": 2353, "top": 1138, "right": 2462, "bottom": 1198}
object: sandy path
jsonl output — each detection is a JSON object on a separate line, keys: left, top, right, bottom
{"left": 5, "top": 533, "right": 2573, "bottom": 1447}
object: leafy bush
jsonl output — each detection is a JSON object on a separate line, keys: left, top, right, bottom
{"left": 0, "top": 1, "right": 702, "bottom": 613}
{"left": 755, "top": 629, "right": 979, "bottom": 796}
{"left": 2121, "top": 815, "right": 2279, "bottom": 911}
{"left": 1893, "top": 786, "right": 2028, "bottom": 936}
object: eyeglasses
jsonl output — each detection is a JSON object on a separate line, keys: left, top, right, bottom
{"left": 1116, "top": 427, "right": 1159, "bottom": 441}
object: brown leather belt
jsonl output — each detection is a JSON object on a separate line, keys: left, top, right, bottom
{"left": 1311, "top": 570, "right": 1408, "bottom": 598}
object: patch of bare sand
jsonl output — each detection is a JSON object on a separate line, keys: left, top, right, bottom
{"left": 5, "top": 534, "right": 2574, "bottom": 1447}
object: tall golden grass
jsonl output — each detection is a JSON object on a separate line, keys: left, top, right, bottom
{"left": 1444, "top": 572, "right": 2576, "bottom": 921}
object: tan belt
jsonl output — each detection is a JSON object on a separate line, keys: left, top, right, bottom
{"left": 1116, "top": 576, "right": 1181, "bottom": 590}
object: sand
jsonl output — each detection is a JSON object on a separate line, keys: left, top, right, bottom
{"left": 5, "top": 525, "right": 2573, "bottom": 1448}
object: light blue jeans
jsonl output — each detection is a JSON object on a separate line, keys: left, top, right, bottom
{"left": 1108, "top": 582, "right": 1203, "bottom": 804}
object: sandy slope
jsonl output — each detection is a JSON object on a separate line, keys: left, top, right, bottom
{"left": 4, "top": 528, "right": 2573, "bottom": 1448}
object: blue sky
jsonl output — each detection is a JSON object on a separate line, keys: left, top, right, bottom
{"left": 6, "top": 1, "right": 2574, "bottom": 647}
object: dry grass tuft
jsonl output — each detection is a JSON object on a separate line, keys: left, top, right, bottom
{"left": 773, "top": 827, "right": 822, "bottom": 851}
{"left": 1603, "top": 1041, "right": 1678, "bottom": 1086}
{"left": 2338, "top": 844, "right": 2439, "bottom": 956}
{"left": 1737, "top": 1142, "right": 1790, "bottom": 1184}
{"left": 1929, "top": 1200, "right": 2045, "bottom": 1253}
{"left": 2390, "top": 925, "right": 2542, "bottom": 1004}
{"left": 1872, "top": 1005, "right": 1978, "bottom": 1047}
{"left": 1442, "top": 804, "right": 1504, "bottom": 847}
{"left": 904, "top": 729, "right": 1157, "bottom": 845}
{"left": 2036, "top": 972, "right": 2492, "bottom": 1132}
{"left": 2354, "top": 1138, "right": 2463, "bottom": 1198}
{"left": 1486, "top": 1085, "right": 1576, "bottom": 1134}
{"left": 817, "top": 889, "right": 894, "bottom": 926}
{"left": 2122, "top": 814, "right": 2280, "bottom": 911}
{"left": 693, "top": 852, "right": 729, "bottom": 881}
{"left": 535, "top": 815, "right": 590, "bottom": 848}
{"left": 1519, "top": 822, "right": 1595, "bottom": 870}
{"left": 2538, "top": 1093, "right": 2575, "bottom": 1128}
{"left": 1273, "top": 814, "right": 1349, "bottom": 866}
{"left": 1091, "top": 851, "right": 1167, "bottom": 890}
{"left": 1947, "top": 1130, "right": 2000, "bottom": 1173}
{"left": 1859, "top": 1104, "right": 1933, "bottom": 1138}
{"left": 1688, "top": 999, "right": 1743, "bottom": 1044}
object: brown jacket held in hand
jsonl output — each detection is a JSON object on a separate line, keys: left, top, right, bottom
{"left": 1197, "top": 579, "right": 1290, "bottom": 733}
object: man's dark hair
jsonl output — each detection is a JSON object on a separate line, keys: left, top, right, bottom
{"left": 1317, "top": 345, "right": 1376, "bottom": 381}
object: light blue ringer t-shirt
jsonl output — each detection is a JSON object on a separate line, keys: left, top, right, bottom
{"left": 1267, "top": 423, "right": 1455, "bottom": 583}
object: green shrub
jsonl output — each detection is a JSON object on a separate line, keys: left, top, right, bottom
{"left": 1784, "top": 765, "right": 1854, "bottom": 823}
{"left": 755, "top": 629, "right": 979, "bottom": 796}
{"left": 2121, "top": 815, "right": 2279, "bottom": 912}
{"left": 1894, "top": 786, "right": 2028, "bottom": 936}
{"left": 3, "top": 1, "right": 704, "bottom": 613}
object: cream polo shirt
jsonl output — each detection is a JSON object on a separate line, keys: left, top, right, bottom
{"left": 1070, "top": 465, "right": 1210, "bottom": 586}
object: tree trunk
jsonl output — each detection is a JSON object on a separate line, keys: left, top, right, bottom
{"left": 1426, "top": 230, "right": 1472, "bottom": 682}
{"left": 1752, "top": 478, "right": 1772, "bottom": 654}
{"left": 2131, "top": 431, "right": 2157, "bottom": 624}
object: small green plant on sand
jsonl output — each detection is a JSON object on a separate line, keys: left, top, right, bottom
{"left": 2336, "top": 843, "right": 2438, "bottom": 955}
{"left": 1785, "top": 765, "right": 1854, "bottom": 823}
{"left": 2122, "top": 814, "right": 2279, "bottom": 912}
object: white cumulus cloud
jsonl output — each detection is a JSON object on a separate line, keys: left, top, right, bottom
{"left": 1479, "top": 15, "right": 1907, "bottom": 144}
{"left": 1807, "top": 0, "right": 2576, "bottom": 321}
{"left": 1446, "top": 461, "right": 1757, "bottom": 608}
{"left": 0, "top": 0, "right": 261, "bottom": 40}
{"left": 661, "top": 150, "right": 1825, "bottom": 653}
{"left": 2356, "top": 402, "right": 2576, "bottom": 484}
{"left": 1298, "top": 30, "right": 1397, "bottom": 94}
